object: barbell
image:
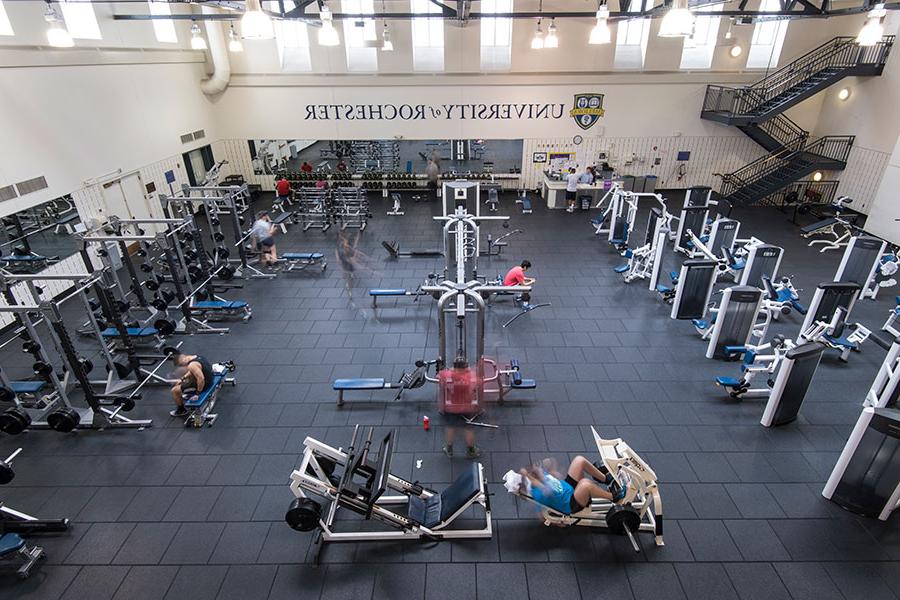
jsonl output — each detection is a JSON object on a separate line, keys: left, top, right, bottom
{"left": 0, "top": 448, "right": 22, "bottom": 484}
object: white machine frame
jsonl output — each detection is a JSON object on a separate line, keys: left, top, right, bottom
{"left": 834, "top": 235, "right": 888, "bottom": 300}
{"left": 508, "top": 426, "right": 663, "bottom": 549}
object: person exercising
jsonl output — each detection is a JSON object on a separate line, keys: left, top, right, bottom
{"left": 169, "top": 351, "right": 214, "bottom": 418}
{"left": 504, "top": 260, "right": 536, "bottom": 310}
{"left": 250, "top": 211, "right": 277, "bottom": 267}
{"left": 518, "top": 456, "right": 626, "bottom": 515}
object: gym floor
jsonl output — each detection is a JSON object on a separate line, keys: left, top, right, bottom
{"left": 1, "top": 191, "right": 898, "bottom": 600}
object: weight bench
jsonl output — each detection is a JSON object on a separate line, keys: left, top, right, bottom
{"left": 369, "top": 288, "right": 423, "bottom": 306}
{"left": 272, "top": 211, "right": 294, "bottom": 234}
{"left": 0, "top": 255, "right": 54, "bottom": 273}
{"left": 190, "top": 300, "right": 252, "bottom": 321}
{"left": 0, "top": 533, "right": 43, "bottom": 579}
{"left": 521, "top": 197, "right": 532, "bottom": 214}
{"left": 54, "top": 212, "right": 79, "bottom": 234}
{"left": 280, "top": 252, "right": 327, "bottom": 273}
{"left": 10, "top": 381, "right": 46, "bottom": 396}
{"left": 408, "top": 462, "right": 483, "bottom": 529}
{"left": 800, "top": 217, "right": 837, "bottom": 237}
{"left": 486, "top": 189, "right": 499, "bottom": 213}
{"left": 180, "top": 361, "right": 236, "bottom": 428}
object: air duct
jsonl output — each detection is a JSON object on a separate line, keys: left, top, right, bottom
{"left": 199, "top": 6, "right": 231, "bottom": 96}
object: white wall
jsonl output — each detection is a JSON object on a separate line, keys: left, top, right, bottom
{"left": 0, "top": 60, "right": 216, "bottom": 217}
{"left": 865, "top": 134, "right": 900, "bottom": 244}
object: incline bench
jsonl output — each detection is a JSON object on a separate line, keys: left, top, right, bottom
{"left": 272, "top": 211, "right": 294, "bottom": 234}
{"left": 190, "top": 300, "right": 251, "bottom": 321}
{"left": 180, "top": 361, "right": 236, "bottom": 428}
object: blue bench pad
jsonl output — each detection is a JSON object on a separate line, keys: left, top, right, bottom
{"left": 1, "top": 255, "right": 45, "bottom": 262}
{"left": 184, "top": 373, "right": 226, "bottom": 408}
{"left": 613, "top": 265, "right": 629, "bottom": 274}
{"left": 10, "top": 380, "right": 45, "bottom": 393}
{"left": 282, "top": 253, "right": 324, "bottom": 260}
{"left": 511, "top": 379, "right": 537, "bottom": 389}
{"left": 0, "top": 534, "right": 25, "bottom": 555}
{"left": 369, "top": 289, "right": 408, "bottom": 296}
{"left": 333, "top": 378, "right": 387, "bottom": 390}
{"left": 194, "top": 300, "right": 248, "bottom": 309}
{"left": 101, "top": 327, "right": 159, "bottom": 338}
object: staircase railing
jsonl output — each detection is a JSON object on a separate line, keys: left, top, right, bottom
{"left": 702, "top": 35, "right": 894, "bottom": 118}
{"left": 752, "top": 111, "right": 808, "bottom": 151}
{"left": 803, "top": 135, "right": 855, "bottom": 163}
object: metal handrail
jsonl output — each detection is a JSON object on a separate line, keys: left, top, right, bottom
{"left": 702, "top": 36, "right": 894, "bottom": 117}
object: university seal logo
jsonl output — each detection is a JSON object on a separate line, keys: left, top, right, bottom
{"left": 569, "top": 94, "right": 605, "bottom": 130}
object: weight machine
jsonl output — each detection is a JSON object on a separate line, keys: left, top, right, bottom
{"left": 802, "top": 195, "right": 857, "bottom": 252}
{"left": 834, "top": 235, "right": 889, "bottom": 300}
{"left": 615, "top": 205, "right": 669, "bottom": 287}
{"left": 673, "top": 186, "right": 715, "bottom": 255}
{"left": 798, "top": 282, "right": 868, "bottom": 362}
{"left": 285, "top": 425, "right": 492, "bottom": 563}
{"left": 693, "top": 286, "right": 770, "bottom": 360}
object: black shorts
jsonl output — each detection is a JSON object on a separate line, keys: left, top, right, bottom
{"left": 565, "top": 190, "right": 577, "bottom": 201}
{"left": 565, "top": 475, "right": 585, "bottom": 513}
{"left": 257, "top": 237, "right": 274, "bottom": 249}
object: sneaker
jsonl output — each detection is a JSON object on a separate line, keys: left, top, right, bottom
{"left": 442, "top": 445, "right": 454, "bottom": 458}
{"left": 566, "top": 207, "right": 574, "bottom": 213}
{"left": 465, "top": 446, "right": 482, "bottom": 459}
{"left": 521, "top": 303, "right": 535, "bottom": 311}
{"left": 613, "top": 483, "right": 628, "bottom": 503}
{"left": 169, "top": 407, "right": 188, "bottom": 418}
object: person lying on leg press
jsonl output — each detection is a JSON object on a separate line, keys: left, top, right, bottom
{"left": 169, "top": 351, "right": 214, "bottom": 418}
{"left": 504, "top": 260, "right": 536, "bottom": 310}
{"left": 518, "top": 455, "right": 626, "bottom": 515}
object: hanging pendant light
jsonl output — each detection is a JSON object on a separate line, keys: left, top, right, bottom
{"left": 241, "top": 0, "right": 274, "bottom": 40}
{"left": 44, "top": 4, "right": 74, "bottom": 48}
{"left": 724, "top": 17, "right": 734, "bottom": 40}
{"left": 228, "top": 24, "right": 243, "bottom": 52}
{"left": 531, "top": 19, "right": 544, "bottom": 49}
{"left": 857, "top": 3, "right": 886, "bottom": 47}
{"left": 381, "top": 22, "right": 393, "bottom": 51}
{"left": 318, "top": 4, "right": 340, "bottom": 46}
{"left": 190, "top": 21, "right": 208, "bottom": 50}
{"left": 658, "top": 0, "right": 694, "bottom": 38}
{"left": 589, "top": 5, "right": 611, "bottom": 45}
{"left": 545, "top": 18, "right": 559, "bottom": 48}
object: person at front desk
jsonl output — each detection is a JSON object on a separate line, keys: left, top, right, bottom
{"left": 579, "top": 166, "right": 595, "bottom": 185}
{"left": 565, "top": 167, "right": 580, "bottom": 213}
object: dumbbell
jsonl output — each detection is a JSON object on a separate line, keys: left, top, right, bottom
{"left": 140, "top": 263, "right": 154, "bottom": 273}
{"left": 22, "top": 341, "right": 41, "bottom": 355}
{"left": 0, "top": 448, "right": 22, "bottom": 484}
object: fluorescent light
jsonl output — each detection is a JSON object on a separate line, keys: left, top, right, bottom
{"left": 241, "top": 0, "right": 274, "bottom": 40}
{"left": 319, "top": 5, "right": 341, "bottom": 46}
{"left": 856, "top": 5, "right": 886, "bottom": 47}
{"left": 0, "top": 1, "right": 14, "bottom": 36}
{"left": 658, "top": 0, "right": 694, "bottom": 37}
{"left": 531, "top": 20, "right": 544, "bottom": 49}
{"left": 58, "top": 0, "right": 101, "bottom": 40}
{"left": 148, "top": 1, "right": 177, "bottom": 43}
{"left": 44, "top": 5, "right": 74, "bottom": 48}
{"left": 589, "top": 8, "right": 611, "bottom": 44}
{"left": 545, "top": 18, "right": 558, "bottom": 48}
{"left": 838, "top": 88, "right": 851, "bottom": 101}
{"left": 228, "top": 25, "right": 243, "bottom": 52}
{"left": 381, "top": 23, "right": 393, "bottom": 51}
{"left": 729, "top": 44, "right": 742, "bottom": 57}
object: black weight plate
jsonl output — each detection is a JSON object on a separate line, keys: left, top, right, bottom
{"left": 0, "top": 407, "right": 30, "bottom": 435}
{"left": 47, "top": 407, "right": 80, "bottom": 433}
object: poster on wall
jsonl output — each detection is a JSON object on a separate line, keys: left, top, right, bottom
{"left": 548, "top": 152, "right": 574, "bottom": 172}
{"left": 532, "top": 152, "right": 547, "bottom": 163}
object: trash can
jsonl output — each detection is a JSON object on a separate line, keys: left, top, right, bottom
{"left": 643, "top": 175, "right": 658, "bottom": 193}
{"left": 621, "top": 175, "right": 635, "bottom": 192}
{"left": 579, "top": 194, "right": 592, "bottom": 210}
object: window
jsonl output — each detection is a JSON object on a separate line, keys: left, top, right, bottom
{"left": 275, "top": 20, "right": 312, "bottom": 71}
{"left": 342, "top": 0, "right": 378, "bottom": 72}
{"left": 0, "top": 1, "right": 13, "bottom": 36}
{"left": 746, "top": 0, "right": 789, "bottom": 69}
{"left": 481, "top": 0, "right": 512, "bottom": 70}
{"left": 614, "top": 0, "right": 652, "bottom": 69}
{"left": 59, "top": 0, "right": 102, "bottom": 40}
{"left": 148, "top": 1, "right": 177, "bottom": 43}
{"left": 680, "top": 4, "right": 722, "bottom": 69}
{"left": 411, "top": 0, "right": 444, "bottom": 71}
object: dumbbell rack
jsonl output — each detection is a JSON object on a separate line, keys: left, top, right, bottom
{"left": 298, "top": 188, "right": 332, "bottom": 232}
{"left": 332, "top": 187, "right": 369, "bottom": 231}
{"left": 350, "top": 141, "right": 400, "bottom": 173}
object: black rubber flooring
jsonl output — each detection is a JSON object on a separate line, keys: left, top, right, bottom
{"left": 0, "top": 191, "right": 898, "bottom": 600}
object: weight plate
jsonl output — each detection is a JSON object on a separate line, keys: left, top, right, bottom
{"left": 47, "top": 407, "right": 80, "bottom": 433}
{"left": 0, "top": 407, "right": 31, "bottom": 435}
{"left": 0, "top": 386, "right": 15, "bottom": 403}
{"left": 154, "top": 319, "right": 176, "bottom": 337}
{"left": 285, "top": 497, "right": 322, "bottom": 532}
{"left": 32, "top": 362, "right": 52, "bottom": 377}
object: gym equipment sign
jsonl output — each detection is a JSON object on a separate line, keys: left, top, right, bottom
{"left": 303, "top": 102, "right": 572, "bottom": 122}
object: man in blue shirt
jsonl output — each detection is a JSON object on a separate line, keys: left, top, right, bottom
{"left": 520, "top": 455, "right": 626, "bottom": 514}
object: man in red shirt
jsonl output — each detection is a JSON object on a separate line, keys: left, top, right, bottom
{"left": 300, "top": 161, "right": 313, "bottom": 173}
{"left": 275, "top": 176, "right": 291, "bottom": 202}
{"left": 503, "top": 260, "right": 535, "bottom": 309}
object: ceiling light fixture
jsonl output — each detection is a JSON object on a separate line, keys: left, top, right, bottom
{"left": 812, "top": 171, "right": 823, "bottom": 182}
{"left": 658, "top": 0, "right": 695, "bottom": 38}
{"left": 44, "top": 3, "right": 74, "bottom": 48}
{"left": 729, "top": 44, "right": 743, "bottom": 57}
{"left": 531, "top": 19, "right": 544, "bottom": 49}
{"left": 545, "top": 18, "right": 559, "bottom": 48}
{"left": 838, "top": 88, "right": 851, "bottom": 101}
{"left": 241, "top": 0, "right": 274, "bottom": 40}
{"left": 381, "top": 22, "right": 393, "bottom": 51}
{"left": 857, "top": 3, "right": 886, "bottom": 47}
{"left": 228, "top": 24, "right": 243, "bottom": 52}
{"left": 190, "top": 21, "right": 208, "bottom": 50}
{"left": 318, "top": 4, "right": 340, "bottom": 46}
{"left": 589, "top": 4, "right": 611, "bottom": 45}
{"left": 724, "top": 17, "right": 734, "bottom": 39}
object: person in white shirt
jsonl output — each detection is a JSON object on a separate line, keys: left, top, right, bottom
{"left": 565, "top": 167, "right": 580, "bottom": 213}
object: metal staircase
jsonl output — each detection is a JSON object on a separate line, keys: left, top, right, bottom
{"left": 702, "top": 35, "right": 894, "bottom": 206}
